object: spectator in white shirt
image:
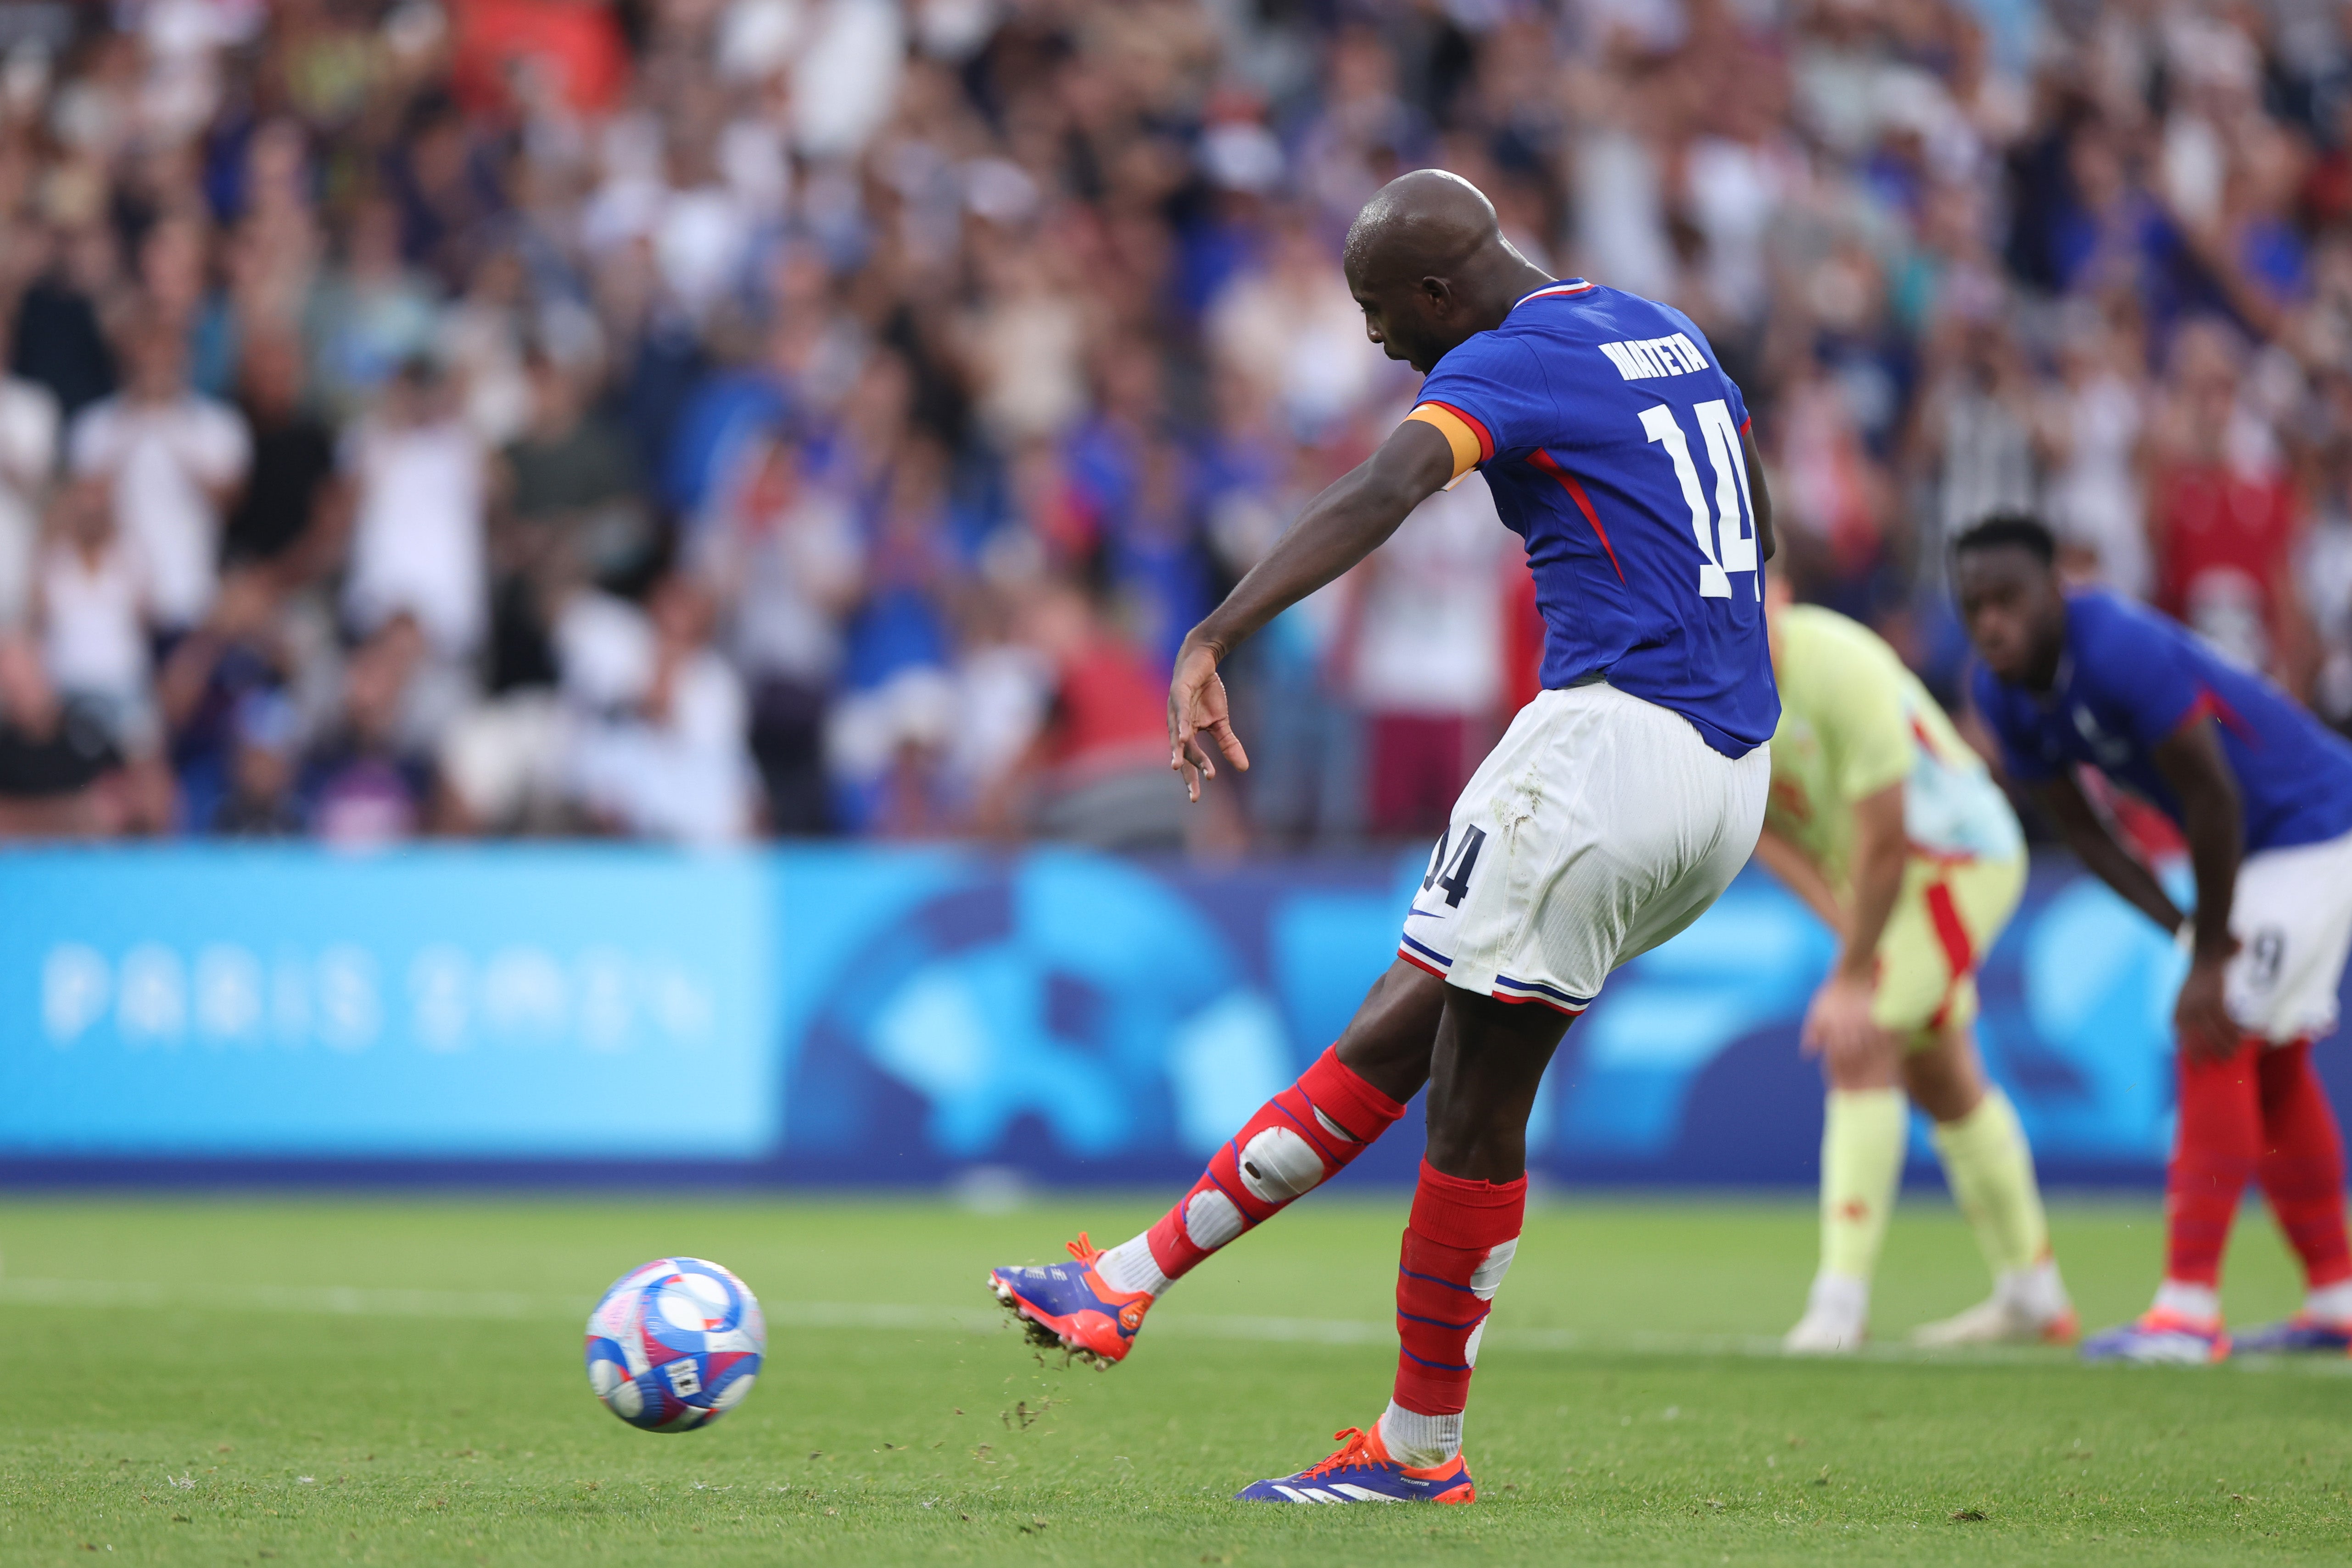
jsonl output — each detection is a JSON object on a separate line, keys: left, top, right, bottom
{"left": 35, "top": 472, "right": 156, "bottom": 754}
{"left": 0, "top": 354, "right": 59, "bottom": 631}
{"left": 564, "top": 573, "right": 758, "bottom": 845}
{"left": 66, "top": 310, "right": 250, "bottom": 635}
{"left": 688, "top": 432, "right": 862, "bottom": 833}
{"left": 340, "top": 357, "right": 488, "bottom": 662}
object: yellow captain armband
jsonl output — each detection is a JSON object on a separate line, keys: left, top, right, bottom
{"left": 1405, "top": 402, "right": 1492, "bottom": 489}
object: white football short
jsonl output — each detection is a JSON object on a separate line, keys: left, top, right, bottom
{"left": 2225, "top": 826, "right": 2352, "bottom": 1044}
{"left": 1397, "top": 681, "right": 1770, "bottom": 1015}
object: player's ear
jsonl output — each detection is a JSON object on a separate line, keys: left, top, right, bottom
{"left": 1419, "top": 275, "right": 1450, "bottom": 312}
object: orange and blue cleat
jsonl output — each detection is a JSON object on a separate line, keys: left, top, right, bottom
{"left": 1234, "top": 1424, "right": 1476, "bottom": 1504}
{"left": 2232, "top": 1314, "right": 2352, "bottom": 1355}
{"left": 2079, "top": 1308, "right": 2230, "bottom": 1364}
{"left": 986, "top": 1233, "right": 1152, "bottom": 1368}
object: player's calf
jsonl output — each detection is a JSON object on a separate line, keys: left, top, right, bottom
{"left": 983, "top": 1042, "right": 1410, "bottom": 1367}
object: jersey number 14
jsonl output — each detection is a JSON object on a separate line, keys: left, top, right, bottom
{"left": 1639, "top": 400, "right": 1758, "bottom": 600}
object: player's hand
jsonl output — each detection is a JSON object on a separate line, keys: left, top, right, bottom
{"left": 2174, "top": 951, "right": 2241, "bottom": 1063}
{"left": 1801, "top": 971, "right": 1883, "bottom": 1075}
{"left": 1168, "top": 636, "right": 1249, "bottom": 803}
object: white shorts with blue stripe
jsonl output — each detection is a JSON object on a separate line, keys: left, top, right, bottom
{"left": 1398, "top": 681, "right": 1769, "bottom": 1016}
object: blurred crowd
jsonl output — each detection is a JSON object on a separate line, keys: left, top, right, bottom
{"left": 2, "top": 0, "right": 2351, "bottom": 851}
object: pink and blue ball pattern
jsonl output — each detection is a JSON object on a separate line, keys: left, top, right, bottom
{"left": 584, "top": 1257, "right": 766, "bottom": 1432}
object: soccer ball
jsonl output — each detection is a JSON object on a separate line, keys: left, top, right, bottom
{"left": 584, "top": 1258, "right": 766, "bottom": 1431}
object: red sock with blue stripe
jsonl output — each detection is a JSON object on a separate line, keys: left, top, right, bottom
{"left": 2253, "top": 1039, "right": 2352, "bottom": 1317}
{"left": 1381, "top": 1160, "right": 1525, "bottom": 1466}
{"left": 1093, "top": 1047, "right": 1408, "bottom": 1295}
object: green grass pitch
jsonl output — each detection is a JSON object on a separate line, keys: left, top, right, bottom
{"left": 2, "top": 1194, "right": 2348, "bottom": 1566}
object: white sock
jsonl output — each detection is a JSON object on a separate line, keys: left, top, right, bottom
{"left": 1092, "top": 1233, "right": 1169, "bottom": 1296}
{"left": 1378, "top": 1400, "right": 1461, "bottom": 1467}
{"left": 1997, "top": 1259, "right": 2070, "bottom": 1322}
{"left": 2153, "top": 1278, "right": 2221, "bottom": 1324}
{"left": 2304, "top": 1279, "right": 2352, "bottom": 1323}
{"left": 1805, "top": 1271, "right": 1870, "bottom": 1326}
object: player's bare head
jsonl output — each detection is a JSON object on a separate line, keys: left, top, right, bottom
{"left": 1343, "top": 170, "right": 1524, "bottom": 374}
{"left": 1952, "top": 513, "right": 2064, "bottom": 685}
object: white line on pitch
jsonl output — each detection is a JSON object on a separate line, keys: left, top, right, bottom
{"left": 1, "top": 1278, "right": 2344, "bottom": 1373}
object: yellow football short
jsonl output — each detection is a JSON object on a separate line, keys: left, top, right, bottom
{"left": 1870, "top": 850, "right": 2027, "bottom": 1045}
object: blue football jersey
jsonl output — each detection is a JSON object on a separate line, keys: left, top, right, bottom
{"left": 1406, "top": 279, "right": 1778, "bottom": 758}
{"left": 1971, "top": 590, "right": 2352, "bottom": 853}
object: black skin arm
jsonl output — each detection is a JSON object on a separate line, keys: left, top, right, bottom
{"left": 2030, "top": 714, "right": 2243, "bottom": 1056}
{"left": 1166, "top": 418, "right": 1456, "bottom": 798}
{"left": 1742, "top": 427, "right": 1777, "bottom": 566}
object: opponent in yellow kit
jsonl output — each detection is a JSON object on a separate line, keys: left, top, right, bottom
{"left": 1756, "top": 591, "right": 2075, "bottom": 1350}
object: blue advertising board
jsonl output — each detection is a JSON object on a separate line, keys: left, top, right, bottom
{"left": 0, "top": 843, "right": 2338, "bottom": 1186}
{"left": 0, "top": 848, "right": 777, "bottom": 1160}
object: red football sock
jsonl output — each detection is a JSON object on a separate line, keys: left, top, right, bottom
{"left": 2254, "top": 1039, "right": 2352, "bottom": 1291}
{"left": 2165, "top": 1041, "right": 2264, "bottom": 1289}
{"left": 1143, "top": 1046, "right": 1407, "bottom": 1282}
{"left": 1392, "top": 1160, "right": 1526, "bottom": 1417}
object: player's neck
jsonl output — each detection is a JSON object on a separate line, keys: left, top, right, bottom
{"left": 1460, "top": 255, "right": 1558, "bottom": 335}
{"left": 2021, "top": 614, "right": 2065, "bottom": 692}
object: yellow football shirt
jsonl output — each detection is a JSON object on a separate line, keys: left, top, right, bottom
{"left": 1765, "top": 605, "right": 2022, "bottom": 892}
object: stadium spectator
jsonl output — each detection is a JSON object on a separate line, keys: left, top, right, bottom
{"left": 0, "top": 339, "right": 60, "bottom": 634}
{"left": 66, "top": 309, "right": 250, "bottom": 637}
{"left": 3, "top": 0, "right": 2352, "bottom": 846}
{"left": 566, "top": 571, "right": 759, "bottom": 845}
{"left": 2146, "top": 318, "right": 2311, "bottom": 682}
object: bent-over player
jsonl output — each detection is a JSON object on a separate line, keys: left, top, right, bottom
{"left": 1957, "top": 513, "right": 2352, "bottom": 1363}
{"left": 1756, "top": 582, "right": 2072, "bottom": 1353}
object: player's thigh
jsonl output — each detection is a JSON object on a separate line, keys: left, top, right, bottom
{"left": 1403, "top": 686, "right": 1765, "bottom": 1012}
{"left": 1508, "top": 690, "right": 1767, "bottom": 991}
{"left": 2227, "top": 831, "right": 2352, "bottom": 1043}
{"left": 1872, "top": 852, "right": 2026, "bottom": 1043}
{"left": 1611, "top": 739, "right": 1771, "bottom": 967}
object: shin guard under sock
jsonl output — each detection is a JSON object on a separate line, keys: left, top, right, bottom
{"left": 1391, "top": 1160, "right": 1525, "bottom": 1430}
{"left": 2254, "top": 1039, "right": 2352, "bottom": 1293}
{"left": 1819, "top": 1089, "right": 1906, "bottom": 1285}
{"left": 1136, "top": 1046, "right": 1408, "bottom": 1286}
{"left": 2166, "top": 1042, "right": 2264, "bottom": 1289}
{"left": 1930, "top": 1086, "right": 2050, "bottom": 1278}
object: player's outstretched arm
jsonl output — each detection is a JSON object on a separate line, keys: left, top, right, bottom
{"left": 2028, "top": 770, "right": 2184, "bottom": 933}
{"left": 1804, "top": 780, "right": 1905, "bottom": 1067}
{"left": 1168, "top": 418, "right": 1456, "bottom": 800}
{"left": 2149, "top": 715, "right": 2246, "bottom": 1058}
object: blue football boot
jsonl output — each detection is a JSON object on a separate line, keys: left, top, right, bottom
{"left": 2079, "top": 1309, "right": 2229, "bottom": 1364}
{"left": 1235, "top": 1424, "right": 1476, "bottom": 1504}
{"left": 986, "top": 1233, "right": 1153, "bottom": 1368}
{"left": 2232, "top": 1314, "right": 2352, "bottom": 1355}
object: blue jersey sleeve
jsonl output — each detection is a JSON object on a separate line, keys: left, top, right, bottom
{"left": 1968, "top": 663, "right": 2049, "bottom": 783}
{"left": 2078, "top": 599, "right": 2204, "bottom": 749}
{"left": 1414, "top": 335, "right": 1553, "bottom": 467}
